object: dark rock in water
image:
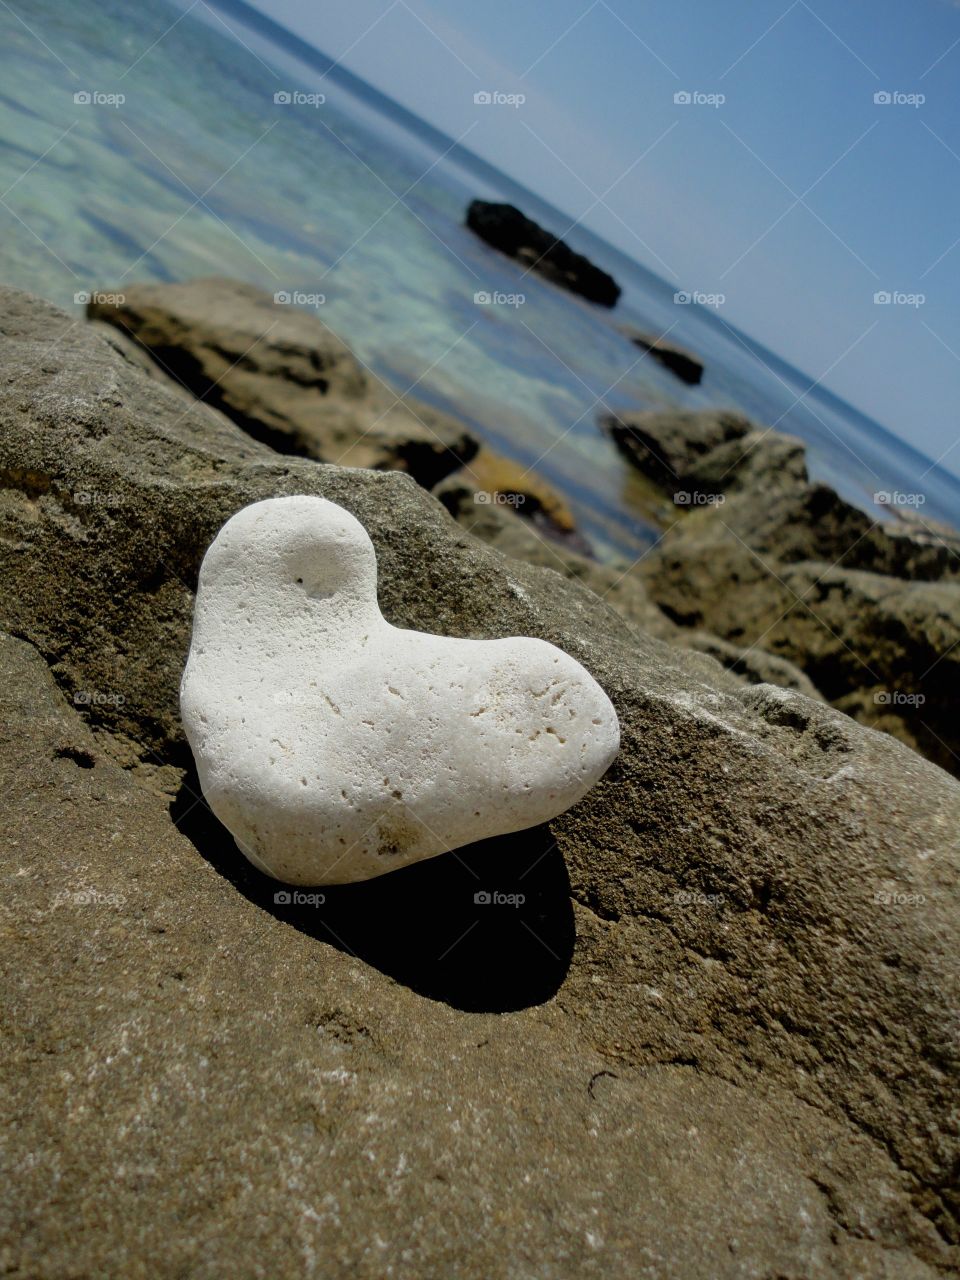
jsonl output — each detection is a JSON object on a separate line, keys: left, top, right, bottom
{"left": 467, "top": 200, "right": 621, "bottom": 307}
{"left": 88, "top": 277, "right": 478, "bottom": 489}
{"left": 620, "top": 326, "right": 704, "bottom": 384}
{"left": 1, "top": 286, "right": 959, "bottom": 1276}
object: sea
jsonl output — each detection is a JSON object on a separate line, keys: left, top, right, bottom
{"left": 2, "top": 0, "right": 958, "bottom": 560}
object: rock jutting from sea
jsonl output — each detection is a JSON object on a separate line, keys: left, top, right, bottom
{"left": 619, "top": 325, "right": 705, "bottom": 384}
{"left": 466, "top": 199, "right": 622, "bottom": 307}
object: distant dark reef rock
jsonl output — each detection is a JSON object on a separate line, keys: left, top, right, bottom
{"left": 466, "top": 200, "right": 622, "bottom": 308}
{"left": 619, "top": 325, "right": 704, "bottom": 385}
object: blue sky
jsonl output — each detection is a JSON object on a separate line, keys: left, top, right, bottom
{"left": 244, "top": 0, "right": 960, "bottom": 476}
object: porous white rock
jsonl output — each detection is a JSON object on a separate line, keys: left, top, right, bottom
{"left": 180, "top": 495, "right": 620, "bottom": 885}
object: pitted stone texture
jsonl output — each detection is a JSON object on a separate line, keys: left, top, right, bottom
{"left": 181, "top": 496, "right": 619, "bottom": 884}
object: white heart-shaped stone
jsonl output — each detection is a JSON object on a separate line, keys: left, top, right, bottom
{"left": 181, "top": 496, "right": 620, "bottom": 884}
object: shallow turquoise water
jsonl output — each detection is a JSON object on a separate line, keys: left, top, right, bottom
{"left": 2, "top": 0, "right": 957, "bottom": 557}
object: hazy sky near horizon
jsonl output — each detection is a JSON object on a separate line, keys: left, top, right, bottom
{"left": 242, "top": 0, "right": 960, "bottom": 470}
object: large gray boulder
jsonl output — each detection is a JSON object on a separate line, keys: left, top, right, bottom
{"left": 1, "top": 288, "right": 958, "bottom": 1276}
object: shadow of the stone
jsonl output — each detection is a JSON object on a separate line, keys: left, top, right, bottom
{"left": 172, "top": 769, "right": 574, "bottom": 1013}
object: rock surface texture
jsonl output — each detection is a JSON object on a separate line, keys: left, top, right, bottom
{"left": 1, "top": 287, "right": 959, "bottom": 1278}
{"left": 438, "top": 444, "right": 584, "bottom": 548}
{"left": 466, "top": 200, "right": 622, "bottom": 307}
{"left": 182, "top": 495, "right": 619, "bottom": 884}
{"left": 436, "top": 473, "right": 825, "bottom": 698}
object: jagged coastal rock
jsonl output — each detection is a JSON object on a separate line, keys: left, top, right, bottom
{"left": 1, "top": 287, "right": 959, "bottom": 1276}
{"left": 601, "top": 408, "right": 960, "bottom": 772}
{"left": 182, "top": 495, "right": 619, "bottom": 884}
{"left": 466, "top": 200, "right": 622, "bottom": 307}
{"left": 601, "top": 408, "right": 804, "bottom": 495}
{"left": 88, "top": 277, "right": 478, "bottom": 488}
{"left": 435, "top": 471, "right": 824, "bottom": 697}
{"left": 89, "top": 278, "right": 588, "bottom": 549}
